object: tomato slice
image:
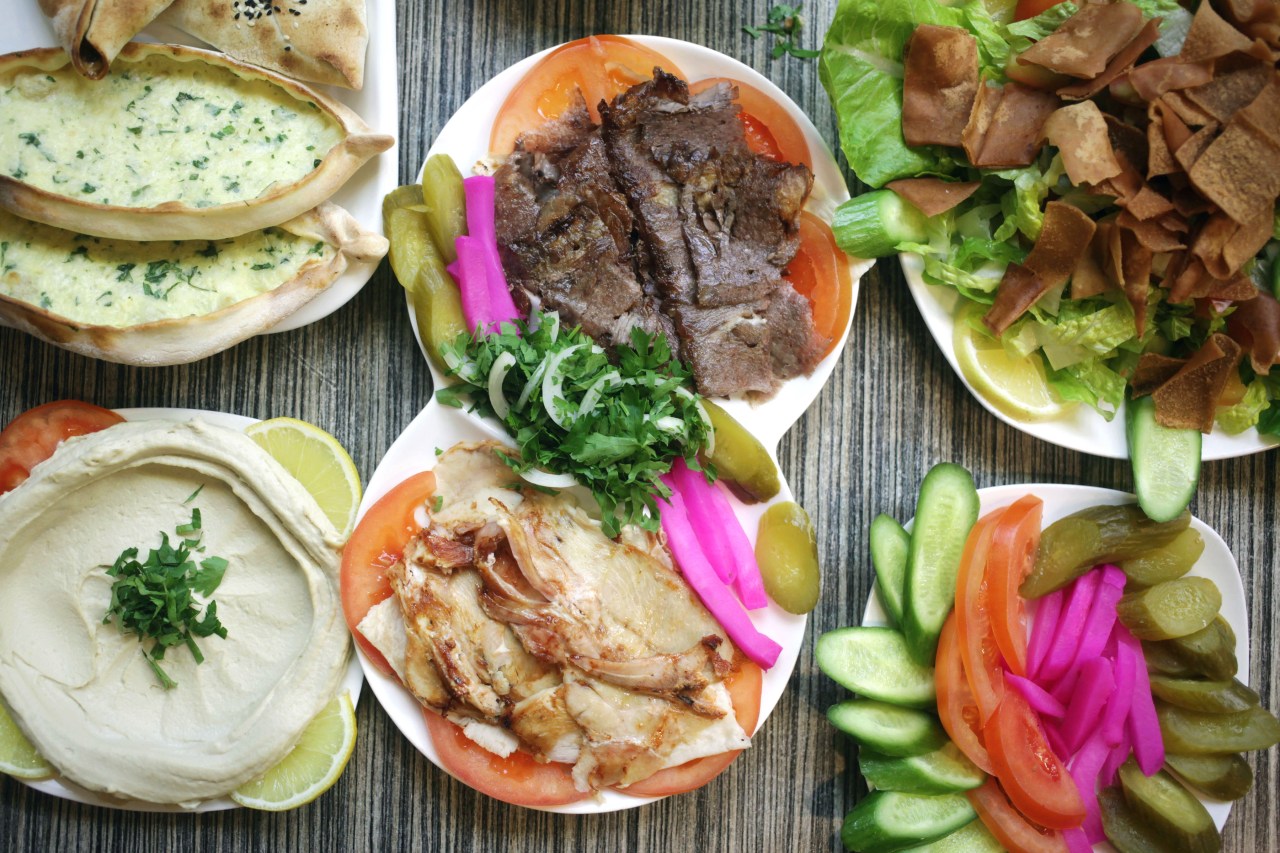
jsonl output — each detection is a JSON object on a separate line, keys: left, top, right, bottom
{"left": 1013, "top": 0, "right": 1065, "bottom": 20}
{"left": 339, "top": 470, "right": 437, "bottom": 678}
{"left": 422, "top": 708, "right": 591, "bottom": 807}
{"left": 968, "top": 778, "right": 1069, "bottom": 853}
{"left": 687, "top": 77, "right": 813, "bottom": 169}
{"left": 986, "top": 496, "right": 1043, "bottom": 677}
{"left": 0, "top": 400, "right": 124, "bottom": 495}
{"left": 490, "top": 36, "right": 683, "bottom": 156}
{"left": 955, "top": 508, "right": 1007, "bottom": 724}
{"left": 785, "top": 211, "right": 856, "bottom": 362}
{"left": 616, "top": 660, "right": 764, "bottom": 798}
{"left": 935, "top": 612, "right": 996, "bottom": 775}
{"left": 984, "top": 689, "right": 1085, "bottom": 831}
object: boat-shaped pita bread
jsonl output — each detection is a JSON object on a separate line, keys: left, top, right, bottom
{"left": 37, "top": 0, "right": 173, "bottom": 79}
{"left": 0, "top": 201, "right": 387, "bottom": 365}
{"left": 0, "top": 43, "right": 391, "bottom": 241}
{"left": 160, "top": 0, "right": 369, "bottom": 90}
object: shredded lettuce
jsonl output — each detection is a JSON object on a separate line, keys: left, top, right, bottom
{"left": 1217, "top": 380, "right": 1270, "bottom": 435}
{"left": 1003, "top": 2, "right": 1078, "bottom": 53}
{"left": 1046, "top": 359, "right": 1126, "bottom": 420}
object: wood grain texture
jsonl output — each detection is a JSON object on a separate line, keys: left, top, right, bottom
{"left": 1, "top": 0, "right": 1277, "bottom": 850}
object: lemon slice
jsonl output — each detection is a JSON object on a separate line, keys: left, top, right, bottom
{"left": 953, "top": 303, "right": 1070, "bottom": 422}
{"left": 245, "top": 418, "right": 362, "bottom": 536}
{"left": 230, "top": 691, "right": 356, "bottom": 811}
{"left": 0, "top": 697, "right": 54, "bottom": 780}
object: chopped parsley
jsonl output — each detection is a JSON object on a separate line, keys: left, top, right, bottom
{"left": 115, "top": 262, "right": 135, "bottom": 282}
{"left": 744, "top": 4, "right": 820, "bottom": 60}
{"left": 250, "top": 262, "right": 274, "bottom": 271}
{"left": 81, "top": 183, "right": 97, "bottom": 194}
{"left": 101, "top": 507, "right": 230, "bottom": 689}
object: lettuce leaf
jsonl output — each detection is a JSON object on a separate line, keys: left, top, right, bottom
{"left": 1216, "top": 380, "right": 1270, "bottom": 435}
{"left": 1046, "top": 359, "right": 1126, "bottom": 420}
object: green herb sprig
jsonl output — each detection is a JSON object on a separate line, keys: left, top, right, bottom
{"left": 102, "top": 507, "right": 229, "bottom": 689}
{"left": 745, "top": 4, "right": 820, "bottom": 60}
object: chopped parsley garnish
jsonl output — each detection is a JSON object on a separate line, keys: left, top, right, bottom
{"left": 439, "top": 311, "right": 713, "bottom": 536}
{"left": 18, "top": 132, "right": 40, "bottom": 147}
{"left": 745, "top": 4, "right": 820, "bottom": 60}
{"left": 115, "top": 262, "right": 136, "bottom": 282}
{"left": 101, "top": 508, "right": 230, "bottom": 689}
{"left": 250, "top": 262, "right": 274, "bottom": 271}
{"left": 212, "top": 125, "right": 236, "bottom": 140}
{"left": 81, "top": 183, "right": 97, "bottom": 194}
{"left": 432, "top": 495, "right": 444, "bottom": 513}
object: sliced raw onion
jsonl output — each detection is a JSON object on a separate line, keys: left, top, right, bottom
{"left": 541, "top": 344, "right": 584, "bottom": 428}
{"left": 676, "top": 386, "right": 715, "bottom": 456}
{"left": 488, "top": 351, "right": 517, "bottom": 419}
{"left": 655, "top": 416, "right": 685, "bottom": 433}
{"left": 519, "top": 467, "right": 578, "bottom": 489}
{"left": 576, "top": 371, "right": 622, "bottom": 421}
{"left": 516, "top": 356, "right": 549, "bottom": 411}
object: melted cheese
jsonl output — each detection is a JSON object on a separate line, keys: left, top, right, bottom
{"left": 0, "top": 208, "right": 335, "bottom": 326}
{"left": 0, "top": 53, "right": 343, "bottom": 209}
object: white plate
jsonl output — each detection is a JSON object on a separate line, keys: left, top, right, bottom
{"left": 14, "top": 407, "right": 364, "bottom": 813}
{"left": 904, "top": 254, "right": 1280, "bottom": 460}
{"left": 416, "top": 35, "right": 875, "bottom": 453}
{"left": 862, "top": 483, "right": 1248, "bottom": 844}
{"left": 0, "top": 2, "right": 398, "bottom": 335}
{"left": 358, "top": 397, "right": 807, "bottom": 812}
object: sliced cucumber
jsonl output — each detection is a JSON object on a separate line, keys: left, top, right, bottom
{"left": 832, "top": 189, "right": 930, "bottom": 260}
{"left": 869, "top": 514, "right": 910, "bottom": 628}
{"left": 903, "top": 464, "right": 979, "bottom": 665}
{"left": 841, "top": 791, "right": 976, "bottom": 853}
{"left": 859, "top": 742, "right": 986, "bottom": 794}
{"left": 1126, "top": 395, "right": 1201, "bottom": 524}
{"left": 897, "top": 818, "right": 1003, "bottom": 853}
{"left": 817, "top": 627, "right": 936, "bottom": 708}
{"left": 828, "top": 700, "right": 947, "bottom": 758}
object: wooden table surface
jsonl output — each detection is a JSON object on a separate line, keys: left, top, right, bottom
{"left": 2, "top": 1, "right": 1277, "bottom": 850}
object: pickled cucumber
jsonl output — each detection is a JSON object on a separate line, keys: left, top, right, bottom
{"left": 383, "top": 184, "right": 432, "bottom": 289}
{"left": 1118, "top": 528, "right": 1204, "bottom": 588}
{"left": 1117, "top": 761, "right": 1220, "bottom": 853}
{"left": 1149, "top": 676, "right": 1260, "bottom": 714}
{"left": 1116, "top": 578, "right": 1221, "bottom": 641}
{"left": 1165, "top": 753, "right": 1254, "bottom": 801}
{"left": 1157, "top": 702, "right": 1280, "bottom": 755}
{"left": 1151, "top": 617, "right": 1238, "bottom": 681}
{"left": 1021, "top": 504, "right": 1189, "bottom": 598}
{"left": 1142, "top": 642, "right": 1198, "bottom": 678}
{"left": 1098, "top": 786, "right": 1174, "bottom": 853}
{"left": 756, "top": 501, "right": 821, "bottom": 614}
{"left": 700, "top": 400, "right": 780, "bottom": 502}
{"left": 421, "top": 153, "right": 466, "bottom": 263}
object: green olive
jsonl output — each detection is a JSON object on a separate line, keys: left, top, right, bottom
{"left": 756, "top": 501, "right": 820, "bottom": 614}
{"left": 701, "top": 399, "right": 780, "bottom": 503}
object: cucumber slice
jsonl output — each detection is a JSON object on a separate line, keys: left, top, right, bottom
{"left": 841, "top": 791, "right": 976, "bottom": 853}
{"left": 831, "top": 189, "right": 930, "bottom": 260}
{"left": 1126, "top": 395, "right": 1201, "bottom": 523}
{"left": 859, "top": 743, "right": 986, "bottom": 794}
{"left": 903, "top": 464, "right": 979, "bottom": 665}
{"left": 897, "top": 818, "right": 1003, "bottom": 853}
{"left": 828, "top": 700, "right": 947, "bottom": 758}
{"left": 817, "top": 627, "right": 936, "bottom": 708}
{"left": 869, "top": 514, "right": 910, "bottom": 628}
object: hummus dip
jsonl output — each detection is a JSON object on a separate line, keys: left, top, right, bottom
{"left": 0, "top": 419, "right": 350, "bottom": 806}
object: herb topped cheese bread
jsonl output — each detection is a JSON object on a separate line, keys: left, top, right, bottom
{"left": 0, "top": 201, "right": 388, "bottom": 365}
{"left": 0, "top": 43, "right": 392, "bottom": 241}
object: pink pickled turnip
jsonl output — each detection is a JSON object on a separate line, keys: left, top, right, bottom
{"left": 1039, "top": 569, "right": 1101, "bottom": 683}
{"left": 1060, "top": 657, "right": 1116, "bottom": 755}
{"left": 667, "top": 461, "right": 737, "bottom": 585}
{"left": 1005, "top": 672, "right": 1066, "bottom": 718}
{"left": 1069, "top": 564, "right": 1127, "bottom": 671}
{"left": 1027, "top": 588, "right": 1063, "bottom": 679}
{"left": 462, "top": 176, "right": 521, "bottom": 329}
{"left": 1116, "top": 626, "right": 1164, "bottom": 775}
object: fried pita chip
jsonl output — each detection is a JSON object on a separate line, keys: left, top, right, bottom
{"left": 1187, "top": 114, "right": 1280, "bottom": 224}
{"left": 1058, "top": 20, "right": 1160, "bottom": 101}
{"left": 1132, "top": 352, "right": 1188, "bottom": 396}
{"left": 963, "top": 82, "right": 1060, "bottom": 168}
{"left": 885, "top": 178, "right": 981, "bottom": 218}
{"left": 902, "top": 25, "right": 980, "bottom": 148}
{"left": 1151, "top": 334, "right": 1244, "bottom": 432}
{"left": 983, "top": 262, "right": 1046, "bottom": 336}
{"left": 1147, "top": 101, "right": 1184, "bottom": 178}
{"left": 1121, "top": 226, "right": 1154, "bottom": 335}
{"left": 1227, "top": 289, "right": 1280, "bottom": 372}
{"left": 1184, "top": 55, "right": 1273, "bottom": 122}
{"left": 1120, "top": 185, "right": 1176, "bottom": 221}
{"left": 1192, "top": 209, "right": 1275, "bottom": 278}
{"left": 984, "top": 202, "right": 1097, "bottom": 335}
{"left": 1163, "top": 90, "right": 1219, "bottom": 126}
{"left": 1071, "top": 243, "right": 1112, "bottom": 299}
{"left": 1018, "top": 3, "right": 1147, "bottom": 79}
{"left": 1107, "top": 115, "right": 1150, "bottom": 175}
{"left": 1174, "top": 123, "right": 1222, "bottom": 171}
{"left": 1129, "top": 57, "right": 1215, "bottom": 102}
{"left": 1181, "top": 1, "right": 1259, "bottom": 62}
{"left": 1043, "top": 102, "right": 1123, "bottom": 185}
{"left": 1117, "top": 209, "right": 1186, "bottom": 251}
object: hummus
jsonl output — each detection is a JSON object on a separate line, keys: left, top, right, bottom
{"left": 0, "top": 419, "right": 350, "bottom": 806}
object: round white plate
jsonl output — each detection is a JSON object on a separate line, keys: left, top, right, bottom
{"left": 14, "top": 407, "right": 363, "bottom": 813}
{"left": 862, "top": 483, "right": 1248, "bottom": 843}
{"left": 903, "top": 254, "right": 1280, "bottom": 460}
{"left": 415, "top": 35, "right": 875, "bottom": 453}
{"left": 0, "top": 2, "right": 398, "bottom": 336}
{"left": 358, "top": 397, "right": 807, "bottom": 812}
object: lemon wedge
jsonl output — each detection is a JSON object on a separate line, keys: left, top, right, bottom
{"left": 0, "top": 697, "right": 54, "bottom": 780}
{"left": 245, "top": 417, "right": 362, "bottom": 536}
{"left": 230, "top": 691, "right": 356, "bottom": 811}
{"left": 953, "top": 303, "right": 1070, "bottom": 422}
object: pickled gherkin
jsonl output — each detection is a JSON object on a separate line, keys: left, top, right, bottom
{"left": 1149, "top": 617, "right": 1238, "bottom": 681}
{"left": 1149, "top": 676, "right": 1260, "bottom": 714}
{"left": 1021, "top": 504, "right": 1189, "bottom": 599}
{"left": 1116, "top": 577, "right": 1221, "bottom": 641}
{"left": 1098, "top": 786, "right": 1175, "bottom": 853}
{"left": 1157, "top": 702, "right": 1280, "bottom": 755}
{"left": 1142, "top": 641, "right": 1198, "bottom": 678}
{"left": 1165, "top": 753, "right": 1254, "bottom": 801}
{"left": 1116, "top": 761, "right": 1220, "bottom": 853}
{"left": 755, "top": 501, "right": 820, "bottom": 614}
{"left": 700, "top": 400, "right": 780, "bottom": 502}
{"left": 1118, "top": 528, "right": 1204, "bottom": 588}
{"left": 420, "top": 153, "right": 466, "bottom": 262}
{"left": 382, "top": 185, "right": 432, "bottom": 288}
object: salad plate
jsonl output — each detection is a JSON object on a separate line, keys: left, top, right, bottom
{"left": 0, "top": 0, "right": 398, "bottom": 335}
{"left": 862, "top": 483, "right": 1249, "bottom": 841}
{"left": 12, "top": 407, "right": 364, "bottom": 813}
{"left": 414, "top": 35, "right": 874, "bottom": 453}
{"left": 356, "top": 397, "right": 807, "bottom": 813}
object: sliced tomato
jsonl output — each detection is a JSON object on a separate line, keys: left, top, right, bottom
{"left": 935, "top": 612, "right": 996, "bottom": 775}
{"left": 490, "top": 36, "right": 683, "bottom": 156}
{"left": 617, "top": 660, "right": 764, "bottom": 798}
{"left": 0, "top": 400, "right": 124, "bottom": 495}
{"left": 955, "top": 508, "right": 1007, "bottom": 724}
{"left": 422, "top": 708, "right": 591, "bottom": 807}
{"left": 785, "top": 211, "right": 855, "bottom": 362}
{"left": 339, "top": 470, "right": 437, "bottom": 678}
{"left": 687, "top": 77, "right": 813, "bottom": 169}
{"left": 968, "top": 778, "right": 1069, "bottom": 853}
{"left": 984, "top": 689, "right": 1086, "bottom": 831}
{"left": 986, "top": 496, "right": 1043, "bottom": 677}
{"left": 1013, "top": 0, "right": 1064, "bottom": 20}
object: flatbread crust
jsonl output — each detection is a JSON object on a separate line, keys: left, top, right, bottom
{"left": 0, "top": 201, "right": 388, "bottom": 365}
{"left": 37, "top": 0, "right": 173, "bottom": 79}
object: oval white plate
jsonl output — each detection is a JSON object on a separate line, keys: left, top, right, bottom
{"left": 862, "top": 483, "right": 1248, "bottom": 843}
{"left": 0, "top": 3, "right": 398, "bottom": 336}
{"left": 13, "top": 407, "right": 363, "bottom": 813}
{"left": 358, "top": 397, "right": 807, "bottom": 812}
{"left": 903, "top": 254, "right": 1280, "bottom": 460}
{"left": 415, "top": 35, "right": 874, "bottom": 454}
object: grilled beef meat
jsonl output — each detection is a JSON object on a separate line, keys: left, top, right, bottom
{"left": 494, "top": 70, "right": 822, "bottom": 398}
